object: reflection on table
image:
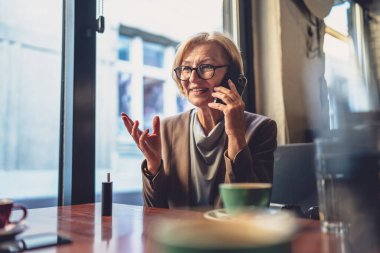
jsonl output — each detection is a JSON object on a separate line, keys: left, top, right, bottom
{"left": 8, "top": 203, "right": 346, "bottom": 253}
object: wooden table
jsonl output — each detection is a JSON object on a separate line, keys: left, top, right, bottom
{"left": 14, "top": 203, "right": 345, "bottom": 253}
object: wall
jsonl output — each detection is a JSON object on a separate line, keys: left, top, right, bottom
{"left": 251, "top": 0, "right": 330, "bottom": 144}
{"left": 279, "top": 0, "right": 330, "bottom": 142}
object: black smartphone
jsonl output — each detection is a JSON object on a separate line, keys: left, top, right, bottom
{"left": 0, "top": 233, "right": 72, "bottom": 253}
{"left": 214, "top": 65, "right": 247, "bottom": 104}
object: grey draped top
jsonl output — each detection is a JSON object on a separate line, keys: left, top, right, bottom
{"left": 189, "top": 109, "right": 226, "bottom": 206}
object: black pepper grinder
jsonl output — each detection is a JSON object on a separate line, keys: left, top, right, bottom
{"left": 102, "top": 172, "right": 112, "bottom": 216}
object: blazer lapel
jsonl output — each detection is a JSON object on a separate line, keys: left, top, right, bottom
{"left": 170, "top": 110, "right": 191, "bottom": 206}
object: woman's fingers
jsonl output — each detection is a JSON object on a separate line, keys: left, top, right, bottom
{"left": 139, "top": 129, "right": 149, "bottom": 154}
{"left": 213, "top": 81, "right": 239, "bottom": 103}
{"left": 121, "top": 116, "right": 133, "bottom": 133}
{"left": 131, "top": 120, "right": 141, "bottom": 144}
{"left": 121, "top": 112, "right": 138, "bottom": 134}
{"left": 122, "top": 112, "right": 144, "bottom": 141}
{"left": 208, "top": 101, "right": 226, "bottom": 111}
{"left": 152, "top": 116, "right": 160, "bottom": 135}
{"left": 139, "top": 129, "right": 158, "bottom": 160}
{"left": 121, "top": 113, "right": 161, "bottom": 161}
{"left": 212, "top": 91, "right": 234, "bottom": 104}
{"left": 121, "top": 112, "right": 132, "bottom": 122}
{"left": 209, "top": 79, "right": 245, "bottom": 114}
{"left": 227, "top": 79, "right": 239, "bottom": 93}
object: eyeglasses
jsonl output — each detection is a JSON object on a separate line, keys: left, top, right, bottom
{"left": 174, "top": 64, "right": 229, "bottom": 81}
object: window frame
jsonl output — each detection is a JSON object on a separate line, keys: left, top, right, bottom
{"left": 59, "top": 0, "right": 255, "bottom": 205}
{"left": 59, "top": 0, "right": 96, "bottom": 205}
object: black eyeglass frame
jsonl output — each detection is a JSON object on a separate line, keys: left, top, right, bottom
{"left": 173, "top": 64, "right": 229, "bottom": 81}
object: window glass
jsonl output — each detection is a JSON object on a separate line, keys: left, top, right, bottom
{"left": 0, "top": 0, "right": 62, "bottom": 206}
{"left": 324, "top": 2, "right": 350, "bottom": 36}
{"left": 118, "top": 72, "right": 133, "bottom": 116}
{"left": 143, "top": 41, "right": 164, "bottom": 67}
{"left": 143, "top": 77, "right": 164, "bottom": 129}
{"left": 118, "top": 35, "right": 131, "bottom": 61}
{"left": 324, "top": 2, "right": 370, "bottom": 129}
{"left": 96, "top": 0, "right": 223, "bottom": 200}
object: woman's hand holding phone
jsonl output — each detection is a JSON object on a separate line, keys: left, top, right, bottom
{"left": 121, "top": 113, "right": 162, "bottom": 175}
{"left": 213, "top": 70, "right": 247, "bottom": 104}
{"left": 209, "top": 79, "right": 247, "bottom": 159}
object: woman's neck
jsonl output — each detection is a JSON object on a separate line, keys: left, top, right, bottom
{"left": 196, "top": 107, "right": 223, "bottom": 136}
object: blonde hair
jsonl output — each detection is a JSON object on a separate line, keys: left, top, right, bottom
{"left": 172, "top": 32, "right": 244, "bottom": 96}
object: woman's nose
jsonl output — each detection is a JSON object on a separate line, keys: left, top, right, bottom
{"left": 188, "top": 69, "right": 201, "bottom": 83}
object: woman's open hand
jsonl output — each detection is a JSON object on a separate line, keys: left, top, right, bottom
{"left": 121, "top": 113, "right": 162, "bottom": 174}
{"left": 208, "top": 79, "right": 247, "bottom": 158}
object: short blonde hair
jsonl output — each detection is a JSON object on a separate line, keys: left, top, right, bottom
{"left": 172, "top": 32, "right": 244, "bottom": 96}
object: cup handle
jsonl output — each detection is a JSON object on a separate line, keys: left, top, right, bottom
{"left": 10, "top": 205, "right": 28, "bottom": 224}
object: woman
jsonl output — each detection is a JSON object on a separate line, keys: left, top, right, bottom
{"left": 121, "top": 32, "right": 277, "bottom": 208}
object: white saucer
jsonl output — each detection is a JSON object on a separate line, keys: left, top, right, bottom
{"left": 0, "top": 222, "right": 28, "bottom": 238}
{"left": 203, "top": 203, "right": 286, "bottom": 221}
{"left": 203, "top": 208, "right": 295, "bottom": 225}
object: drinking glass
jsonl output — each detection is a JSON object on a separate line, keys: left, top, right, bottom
{"left": 315, "top": 129, "right": 380, "bottom": 235}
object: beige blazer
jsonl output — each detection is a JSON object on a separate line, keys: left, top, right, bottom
{"left": 141, "top": 110, "right": 277, "bottom": 208}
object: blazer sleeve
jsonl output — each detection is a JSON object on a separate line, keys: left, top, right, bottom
{"left": 224, "top": 118, "right": 277, "bottom": 183}
{"left": 141, "top": 116, "right": 174, "bottom": 208}
{"left": 141, "top": 160, "right": 169, "bottom": 208}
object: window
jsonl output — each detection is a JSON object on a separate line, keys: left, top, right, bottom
{"left": 118, "top": 72, "right": 133, "bottom": 117}
{"left": 143, "top": 41, "right": 164, "bottom": 67}
{"left": 0, "top": 0, "right": 62, "bottom": 207}
{"left": 0, "top": 0, "right": 238, "bottom": 206}
{"left": 143, "top": 77, "right": 164, "bottom": 129}
{"left": 118, "top": 35, "right": 131, "bottom": 61}
{"left": 96, "top": 0, "right": 223, "bottom": 202}
{"left": 323, "top": 2, "right": 371, "bottom": 129}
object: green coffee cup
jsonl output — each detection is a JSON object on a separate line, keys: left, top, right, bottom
{"left": 219, "top": 183, "right": 272, "bottom": 213}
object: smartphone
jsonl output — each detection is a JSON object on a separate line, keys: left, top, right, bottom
{"left": 214, "top": 65, "right": 247, "bottom": 104}
{"left": 0, "top": 233, "right": 72, "bottom": 253}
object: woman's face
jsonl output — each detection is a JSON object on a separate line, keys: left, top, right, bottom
{"left": 180, "top": 42, "right": 229, "bottom": 108}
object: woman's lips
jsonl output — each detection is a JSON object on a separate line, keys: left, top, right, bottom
{"left": 190, "top": 88, "right": 209, "bottom": 95}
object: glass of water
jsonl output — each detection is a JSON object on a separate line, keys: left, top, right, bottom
{"left": 315, "top": 136, "right": 352, "bottom": 233}
{"left": 315, "top": 129, "right": 380, "bottom": 236}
